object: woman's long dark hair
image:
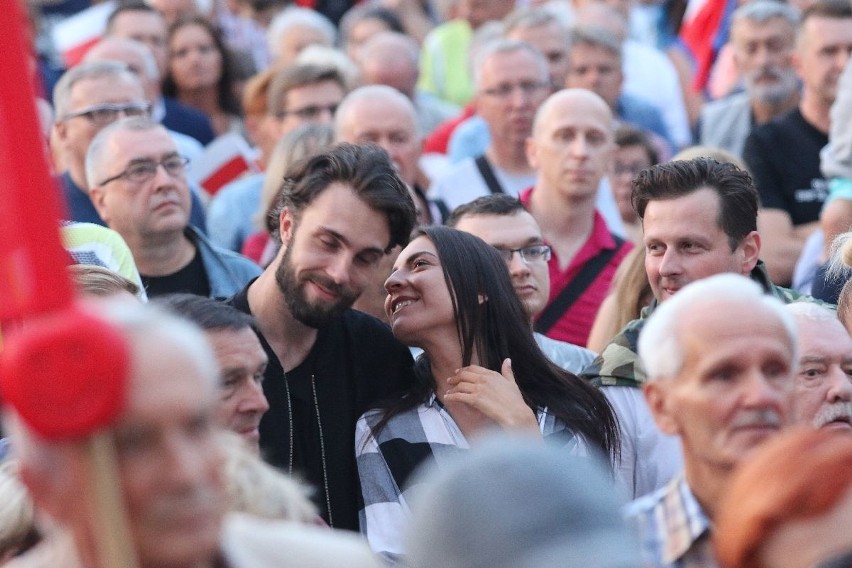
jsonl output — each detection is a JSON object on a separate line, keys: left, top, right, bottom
{"left": 377, "top": 226, "right": 619, "bottom": 462}
{"left": 162, "top": 16, "right": 242, "bottom": 116}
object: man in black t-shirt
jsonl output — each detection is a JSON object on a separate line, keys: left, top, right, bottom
{"left": 228, "top": 143, "right": 417, "bottom": 531}
{"left": 743, "top": 0, "right": 852, "bottom": 287}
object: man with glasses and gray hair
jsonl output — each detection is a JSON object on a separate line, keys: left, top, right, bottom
{"left": 52, "top": 60, "right": 207, "bottom": 230}
{"left": 86, "top": 117, "right": 260, "bottom": 299}
{"left": 427, "top": 39, "right": 550, "bottom": 211}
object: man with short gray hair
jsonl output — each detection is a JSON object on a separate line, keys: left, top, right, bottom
{"left": 428, "top": 39, "right": 550, "bottom": 211}
{"left": 86, "top": 118, "right": 259, "bottom": 299}
{"left": 785, "top": 302, "right": 852, "bottom": 431}
{"left": 627, "top": 273, "right": 799, "bottom": 568}
{"left": 700, "top": 1, "right": 800, "bottom": 158}
{"left": 53, "top": 61, "right": 207, "bottom": 230}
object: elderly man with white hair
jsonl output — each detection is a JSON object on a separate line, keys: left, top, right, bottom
{"left": 785, "top": 302, "right": 852, "bottom": 431}
{"left": 626, "top": 273, "right": 799, "bottom": 568}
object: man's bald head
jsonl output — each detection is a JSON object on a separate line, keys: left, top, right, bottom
{"left": 532, "top": 88, "right": 613, "bottom": 138}
{"left": 358, "top": 31, "right": 420, "bottom": 99}
{"left": 335, "top": 85, "right": 421, "bottom": 186}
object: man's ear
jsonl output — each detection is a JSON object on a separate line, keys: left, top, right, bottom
{"left": 525, "top": 137, "right": 538, "bottom": 170}
{"left": 279, "top": 207, "right": 296, "bottom": 247}
{"left": 52, "top": 121, "right": 67, "bottom": 145}
{"left": 738, "top": 230, "right": 761, "bottom": 275}
{"left": 88, "top": 185, "right": 110, "bottom": 223}
{"left": 643, "top": 381, "right": 679, "bottom": 436}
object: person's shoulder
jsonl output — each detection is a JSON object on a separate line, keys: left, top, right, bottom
{"left": 701, "top": 91, "right": 750, "bottom": 118}
{"left": 433, "top": 156, "right": 477, "bottom": 182}
{"left": 191, "top": 228, "right": 262, "bottom": 273}
{"left": 579, "top": 317, "right": 646, "bottom": 387}
{"left": 222, "top": 513, "right": 381, "bottom": 568}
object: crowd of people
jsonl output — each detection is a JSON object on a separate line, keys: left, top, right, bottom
{"left": 2, "top": 0, "right": 852, "bottom": 566}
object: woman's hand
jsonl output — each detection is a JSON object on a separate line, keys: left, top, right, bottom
{"left": 444, "top": 359, "right": 540, "bottom": 434}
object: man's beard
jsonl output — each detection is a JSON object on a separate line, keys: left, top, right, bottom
{"left": 744, "top": 65, "right": 799, "bottom": 105}
{"left": 275, "top": 237, "right": 359, "bottom": 329}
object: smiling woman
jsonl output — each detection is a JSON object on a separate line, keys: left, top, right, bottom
{"left": 355, "top": 225, "right": 620, "bottom": 563}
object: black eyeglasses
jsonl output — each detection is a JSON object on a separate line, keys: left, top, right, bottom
{"left": 275, "top": 103, "right": 338, "bottom": 120}
{"left": 495, "top": 244, "right": 552, "bottom": 264}
{"left": 63, "top": 102, "right": 151, "bottom": 126}
{"left": 97, "top": 155, "right": 190, "bottom": 186}
{"left": 480, "top": 81, "right": 549, "bottom": 99}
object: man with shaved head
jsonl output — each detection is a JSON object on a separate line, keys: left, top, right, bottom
{"left": 522, "top": 88, "right": 632, "bottom": 348}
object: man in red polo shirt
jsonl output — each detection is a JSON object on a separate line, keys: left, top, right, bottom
{"left": 521, "top": 88, "right": 632, "bottom": 347}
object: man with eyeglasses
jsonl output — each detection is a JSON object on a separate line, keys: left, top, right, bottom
{"left": 52, "top": 61, "right": 207, "bottom": 231}
{"left": 86, "top": 118, "right": 260, "bottom": 299}
{"left": 427, "top": 39, "right": 550, "bottom": 212}
{"left": 206, "top": 64, "right": 347, "bottom": 253}
{"left": 448, "top": 194, "right": 596, "bottom": 375}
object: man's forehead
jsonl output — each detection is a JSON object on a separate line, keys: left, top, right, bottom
{"left": 70, "top": 75, "right": 144, "bottom": 105}
{"left": 733, "top": 16, "right": 795, "bottom": 41}
{"left": 110, "top": 128, "right": 177, "bottom": 160}
{"left": 480, "top": 50, "right": 544, "bottom": 84}
{"left": 798, "top": 317, "right": 852, "bottom": 356}
{"left": 643, "top": 188, "right": 723, "bottom": 229}
{"left": 678, "top": 302, "right": 792, "bottom": 369}
{"left": 456, "top": 212, "right": 542, "bottom": 244}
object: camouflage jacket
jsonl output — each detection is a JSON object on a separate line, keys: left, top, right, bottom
{"left": 579, "top": 262, "right": 833, "bottom": 388}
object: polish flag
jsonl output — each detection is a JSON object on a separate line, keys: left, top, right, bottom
{"left": 52, "top": 1, "right": 116, "bottom": 68}
{"left": 190, "top": 133, "right": 261, "bottom": 197}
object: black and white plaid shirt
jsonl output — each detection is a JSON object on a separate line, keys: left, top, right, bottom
{"left": 355, "top": 393, "right": 586, "bottom": 563}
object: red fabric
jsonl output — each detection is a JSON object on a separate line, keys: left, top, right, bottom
{"left": 241, "top": 231, "right": 269, "bottom": 264}
{"left": 62, "top": 35, "right": 100, "bottom": 68}
{"left": 422, "top": 104, "right": 476, "bottom": 155}
{"left": 520, "top": 189, "right": 633, "bottom": 347}
{"left": 680, "top": 0, "right": 728, "bottom": 92}
{"left": 0, "top": 3, "right": 131, "bottom": 439}
{"left": 0, "top": 5, "right": 73, "bottom": 320}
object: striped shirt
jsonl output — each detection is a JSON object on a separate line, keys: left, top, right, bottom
{"left": 356, "top": 393, "right": 585, "bottom": 564}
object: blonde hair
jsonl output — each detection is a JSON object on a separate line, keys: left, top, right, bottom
{"left": 69, "top": 264, "right": 141, "bottom": 298}
{"left": 219, "top": 433, "right": 317, "bottom": 523}
{"left": 826, "top": 232, "right": 852, "bottom": 331}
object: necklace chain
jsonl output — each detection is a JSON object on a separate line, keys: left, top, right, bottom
{"left": 283, "top": 372, "right": 333, "bottom": 527}
{"left": 311, "top": 373, "right": 333, "bottom": 527}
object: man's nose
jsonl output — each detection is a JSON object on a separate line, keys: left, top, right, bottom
{"left": 826, "top": 365, "right": 852, "bottom": 403}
